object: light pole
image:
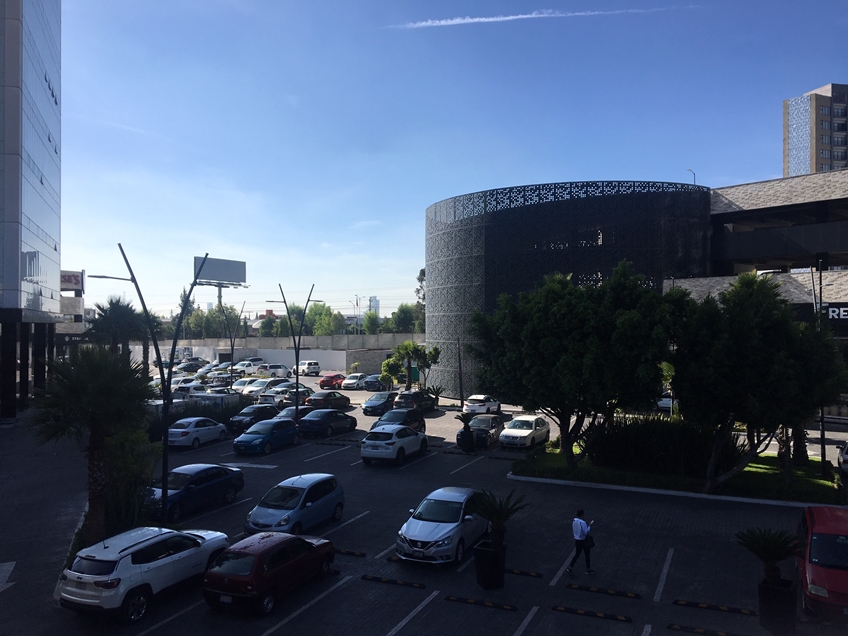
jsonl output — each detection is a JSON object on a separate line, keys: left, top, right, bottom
{"left": 687, "top": 168, "right": 696, "bottom": 185}
{"left": 90, "top": 246, "right": 208, "bottom": 522}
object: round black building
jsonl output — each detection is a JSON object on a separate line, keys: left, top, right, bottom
{"left": 425, "top": 180, "right": 711, "bottom": 398}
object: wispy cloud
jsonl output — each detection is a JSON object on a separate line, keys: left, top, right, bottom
{"left": 393, "top": 7, "right": 683, "bottom": 29}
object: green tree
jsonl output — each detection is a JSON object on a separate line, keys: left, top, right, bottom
{"left": 86, "top": 296, "right": 147, "bottom": 360}
{"left": 393, "top": 304, "right": 417, "bottom": 333}
{"left": 314, "top": 311, "right": 347, "bottom": 336}
{"left": 259, "top": 315, "right": 277, "bottom": 337}
{"left": 274, "top": 317, "right": 292, "bottom": 338}
{"left": 363, "top": 310, "right": 380, "bottom": 335}
{"left": 387, "top": 340, "right": 429, "bottom": 390}
{"left": 417, "top": 345, "right": 441, "bottom": 387}
{"left": 29, "top": 346, "right": 157, "bottom": 544}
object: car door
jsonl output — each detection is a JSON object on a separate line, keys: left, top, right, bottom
{"left": 186, "top": 469, "right": 217, "bottom": 512}
{"left": 271, "top": 420, "right": 292, "bottom": 449}
{"left": 198, "top": 419, "right": 216, "bottom": 444}
{"left": 300, "top": 479, "right": 332, "bottom": 529}
{"left": 166, "top": 534, "right": 206, "bottom": 582}
{"left": 130, "top": 539, "right": 176, "bottom": 594}
{"left": 534, "top": 418, "right": 547, "bottom": 444}
{"left": 460, "top": 494, "right": 487, "bottom": 544}
{"left": 397, "top": 427, "right": 418, "bottom": 454}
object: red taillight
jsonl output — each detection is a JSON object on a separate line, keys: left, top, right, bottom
{"left": 385, "top": 441, "right": 396, "bottom": 446}
{"left": 94, "top": 578, "right": 121, "bottom": 589}
{"left": 181, "top": 431, "right": 190, "bottom": 437}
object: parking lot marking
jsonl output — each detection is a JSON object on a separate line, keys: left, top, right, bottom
{"left": 549, "top": 549, "right": 576, "bottom": 586}
{"left": 450, "top": 456, "right": 484, "bottom": 474}
{"left": 136, "top": 600, "right": 204, "bottom": 636}
{"left": 641, "top": 625, "right": 651, "bottom": 636}
{"left": 667, "top": 624, "right": 745, "bottom": 636}
{"left": 506, "top": 568, "right": 543, "bottom": 578}
{"left": 565, "top": 583, "right": 641, "bottom": 599}
{"left": 456, "top": 555, "right": 475, "bottom": 572}
{"left": 385, "top": 590, "right": 440, "bottom": 636}
{"left": 375, "top": 545, "right": 395, "bottom": 559}
{"left": 671, "top": 600, "right": 756, "bottom": 615}
{"left": 399, "top": 452, "right": 437, "bottom": 470}
{"left": 551, "top": 605, "right": 632, "bottom": 622}
{"left": 190, "top": 497, "right": 252, "bottom": 522}
{"left": 362, "top": 574, "right": 426, "bottom": 589}
{"left": 261, "top": 575, "right": 353, "bottom": 636}
{"left": 446, "top": 596, "right": 518, "bottom": 611}
{"left": 323, "top": 510, "right": 370, "bottom": 535}
{"left": 305, "top": 446, "right": 351, "bottom": 462}
{"left": 220, "top": 462, "right": 278, "bottom": 469}
{"left": 653, "top": 547, "right": 674, "bottom": 602}
{"left": 335, "top": 548, "right": 366, "bottom": 557}
{"left": 350, "top": 459, "right": 363, "bottom": 466}
{"left": 513, "top": 606, "right": 538, "bottom": 636}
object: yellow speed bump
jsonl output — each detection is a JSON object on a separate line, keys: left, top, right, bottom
{"left": 361, "top": 574, "right": 425, "bottom": 589}
{"left": 565, "top": 583, "right": 641, "bottom": 599}
{"left": 335, "top": 549, "right": 366, "bottom": 557}
{"left": 672, "top": 599, "right": 756, "bottom": 615}
{"left": 445, "top": 596, "right": 518, "bottom": 611}
{"left": 551, "top": 605, "right": 632, "bottom": 622}
{"left": 667, "top": 623, "right": 745, "bottom": 636}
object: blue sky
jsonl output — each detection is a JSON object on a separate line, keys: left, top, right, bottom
{"left": 61, "top": 1, "right": 848, "bottom": 319}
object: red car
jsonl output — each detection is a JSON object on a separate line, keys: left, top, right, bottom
{"left": 203, "top": 532, "right": 334, "bottom": 615}
{"left": 306, "top": 390, "right": 350, "bottom": 410}
{"left": 319, "top": 374, "right": 345, "bottom": 389}
{"left": 797, "top": 506, "right": 848, "bottom": 615}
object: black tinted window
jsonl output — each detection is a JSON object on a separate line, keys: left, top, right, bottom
{"left": 70, "top": 557, "right": 117, "bottom": 575}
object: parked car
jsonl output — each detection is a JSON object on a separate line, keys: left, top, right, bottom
{"left": 274, "top": 387, "right": 315, "bottom": 407}
{"left": 241, "top": 378, "right": 284, "bottom": 400}
{"left": 175, "top": 362, "right": 203, "bottom": 373}
{"left": 228, "top": 404, "right": 280, "bottom": 434}
{"left": 244, "top": 473, "right": 345, "bottom": 536}
{"left": 233, "top": 361, "right": 260, "bottom": 376}
{"left": 837, "top": 441, "right": 848, "bottom": 475}
{"left": 196, "top": 363, "right": 217, "bottom": 376}
{"left": 362, "top": 391, "right": 398, "bottom": 416}
{"left": 395, "top": 487, "right": 487, "bottom": 564}
{"left": 147, "top": 463, "right": 245, "bottom": 522}
{"left": 341, "top": 373, "right": 368, "bottom": 390}
{"left": 258, "top": 384, "right": 311, "bottom": 408}
{"left": 319, "top": 373, "right": 346, "bottom": 389}
{"left": 462, "top": 394, "right": 501, "bottom": 414}
{"left": 275, "top": 405, "right": 315, "bottom": 423}
{"left": 361, "top": 425, "right": 428, "bottom": 466}
{"left": 56, "top": 526, "right": 229, "bottom": 623}
{"left": 296, "top": 360, "right": 321, "bottom": 376}
{"left": 171, "top": 384, "right": 211, "bottom": 399}
{"left": 266, "top": 364, "right": 291, "bottom": 378}
{"left": 168, "top": 417, "right": 227, "bottom": 449}
{"left": 372, "top": 408, "right": 425, "bottom": 433}
{"left": 797, "top": 506, "right": 848, "bottom": 615}
{"left": 298, "top": 409, "right": 357, "bottom": 437}
{"left": 306, "top": 390, "right": 350, "bottom": 410}
{"left": 499, "top": 414, "right": 550, "bottom": 449}
{"left": 456, "top": 414, "right": 504, "bottom": 448}
{"left": 655, "top": 391, "right": 673, "bottom": 412}
{"left": 206, "top": 386, "right": 238, "bottom": 395}
{"left": 394, "top": 390, "right": 436, "bottom": 413}
{"left": 203, "top": 532, "right": 334, "bottom": 616}
{"left": 234, "top": 419, "right": 300, "bottom": 454}
{"left": 170, "top": 377, "right": 197, "bottom": 388}
{"left": 363, "top": 374, "right": 387, "bottom": 391}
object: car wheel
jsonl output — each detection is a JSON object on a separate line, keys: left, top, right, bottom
{"left": 291, "top": 522, "right": 303, "bottom": 535}
{"left": 292, "top": 433, "right": 300, "bottom": 446}
{"left": 348, "top": 420, "right": 356, "bottom": 432}
{"left": 332, "top": 502, "right": 344, "bottom": 522}
{"left": 325, "top": 425, "right": 334, "bottom": 438}
{"left": 362, "top": 457, "right": 372, "bottom": 465}
{"left": 121, "top": 587, "right": 151, "bottom": 624}
{"left": 257, "top": 590, "right": 275, "bottom": 616}
{"left": 419, "top": 439, "right": 428, "bottom": 456}
{"left": 218, "top": 430, "right": 226, "bottom": 441}
{"left": 529, "top": 437, "right": 536, "bottom": 449}
{"left": 168, "top": 503, "right": 182, "bottom": 523}
{"left": 191, "top": 437, "right": 200, "bottom": 450}
{"left": 395, "top": 448, "right": 406, "bottom": 466}
{"left": 320, "top": 555, "right": 332, "bottom": 578}
{"left": 223, "top": 486, "right": 236, "bottom": 504}
{"left": 455, "top": 539, "right": 465, "bottom": 563}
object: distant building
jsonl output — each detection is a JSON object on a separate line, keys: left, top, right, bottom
{"left": 784, "top": 83, "right": 848, "bottom": 176}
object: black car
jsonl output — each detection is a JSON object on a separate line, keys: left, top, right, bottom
{"left": 228, "top": 404, "right": 280, "bottom": 434}
{"left": 372, "top": 408, "right": 425, "bottom": 433}
{"left": 456, "top": 414, "right": 504, "bottom": 448}
{"left": 147, "top": 463, "right": 244, "bottom": 522}
{"left": 275, "top": 405, "right": 315, "bottom": 423}
{"left": 362, "top": 391, "right": 398, "bottom": 416}
{"left": 298, "top": 409, "right": 357, "bottom": 437}
{"left": 175, "top": 362, "right": 203, "bottom": 373}
{"left": 393, "top": 390, "right": 436, "bottom": 413}
{"left": 363, "top": 375, "right": 387, "bottom": 391}
{"left": 306, "top": 390, "right": 351, "bottom": 410}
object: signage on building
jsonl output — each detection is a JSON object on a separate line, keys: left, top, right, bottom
{"left": 60, "top": 270, "right": 85, "bottom": 292}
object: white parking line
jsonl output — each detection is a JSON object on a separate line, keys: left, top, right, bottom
{"left": 221, "top": 462, "right": 278, "bottom": 469}
{"left": 456, "top": 555, "right": 475, "bottom": 572}
{"left": 190, "top": 498, "right": 253, "bottom": 522}
{"left": 304, "top": 446, "right": 351, "bottom": 462}
{"left": 261, "top": 575, "right": 353, "bottom": 636}
{"left": 323, "top": 511, "right": 370, "bottom": 535}
{"left": 513, "top": 606, "right": 539, "bottom": 636}
{"left": 653, "top": 547, "right": 674, "bottom": 602}
{"left": 375, "top": 545, "right": 395, "bottom": 559}
{"left": 549, "top": 549, "right": 576, "bottom": 586}
{"left": 384, "top": 590, "right": 440, "bottom": 636}
{"left": 399, "top": 452, "right": 436, "bottom": 470}
{"left": 641, "top": 625, "right": 652, "bottom": 636}
{"left": 350, "top": 459, "right": 363, "bottom": 466}
{"left": 137, "top": 600, "right": 204, "bottom": 636}
{"left": 449, "top": 456, "right": 484, "bottom": 475}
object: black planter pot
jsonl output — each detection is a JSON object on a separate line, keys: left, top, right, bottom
{"left": 474, "top": 541, "right": 506, "bottom": 590}
{"left": 758, "top": 579, "right": 796, "bottom": 635}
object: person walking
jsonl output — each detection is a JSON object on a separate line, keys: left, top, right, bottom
{"left": 566, "top": 509, "right": 594, "bottom": 576}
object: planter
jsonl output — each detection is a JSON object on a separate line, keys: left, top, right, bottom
{"left": 758, "top": 579, "right": 796, "bottom": 635}
{"left": 474, "top": 541, "right": 506, "bottom": 590}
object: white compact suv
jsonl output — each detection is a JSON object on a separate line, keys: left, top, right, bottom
{"left": 56, "top": 527, "right": 229, "bottom": 623}
{"left": 297, "top": 360, "right": 321, "bottom": 376}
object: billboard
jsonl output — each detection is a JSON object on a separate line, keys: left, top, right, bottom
{"left": 60, "top": 270, "right": 85, "bottom": 292}
{"left": 194, "top": 257, "right": 246, "bottom": 284}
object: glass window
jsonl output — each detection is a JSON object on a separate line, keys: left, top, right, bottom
{"left": 809, "top": 533, "right": 848, "bottom": 568}
{"left": 167, "top": 535, "right": 199, "bottom": 554}
{"left": 835, "top": 122, "right": 847, "bottom": 132}
{"left": 834, "top": 151, "right": 847, "bottom": 161}
{"left": 834, "top": 107, "right": 847, "bottom": 117}
{"left": 821, "top": 120, "right": 832, "bottom": 130}
{"left": 70, "top": 557, "right": 117, "bottom": 575}
{"left": 210, "top": 552, "right": 255, "bottom": 576}
{"left": 834, "top": 137, "right": 847, "bottom": 146}
{"left": 821, "top": 106, "right": 831, "bottom": 115}
{"left": 821, "top": 150, "right": 832, "bottom": 159}
{"left": 131, "top": 540, "right": 171, "bottom": 565}
{"left": 822, "top": 135, "right": 832, "bottom": 144}
{"left": 821, "top": 164, "right": 832, "bottom": 171}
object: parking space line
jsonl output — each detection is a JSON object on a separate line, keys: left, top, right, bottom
{"left": 653, "top": 548, "right": 674, "bottom": 602}
{"left": 375, "top": 545, "right": 395, "bottom": 559}
{"left": 641, "top": 625, "right": 652, "bottom": 636}
{"left": 137, "top": 600, "right": 204, "bottom": 636}
{"left": 190, "top": 497, "right": 252, "bottom": 522}
{"left": 385, "top": 590, "right": 440, "bottom": 636}
{"left": 305, "top": 446, "right": 351, "bottom": 462}
{"left": 261, "top": 575, "right": 353, "bottom": 636}
{"left": 549, "top": 549, "right": 576, "bottom": 586}
{"left": 450, "top": 456, "right": 484, "bottom": 474}
{"left": 513, "top": 605, "right": 538, "bottom": 636}
{"left": 323, "top": 511, "right": 370, "bottom": 535}
{"left": 456, "top": 555, "right": 475, "bottom": 572}
{"left": 350, "top": 459, "right": 363, "bottom": 466}
{"left": 399, "top": 452, "right": 437, "bottom": 470}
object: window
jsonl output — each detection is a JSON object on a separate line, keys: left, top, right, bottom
{"left": 822, "top": 135, "right": 832, "bottom": 144}
{"left": 834, "top": 93, "right": 848, "bottom": 103}
{"left": 821, "top": 106, "right": 831, "bottom": 115}
{"left": 821, "top": 120, "right": 832, "bottom": 130}
{"left": 834, "top": 137, "right": 847, "bottom": 146}
{"left": 835, "top": 122, "right": 848, "bottom": 132}
{"left": 821, "top": 164, "right": 832, "bottom": 171}
{"left": 821, "top": 150, "right": 832, "bottom": 159}
{"left": 834, "top": 107, "right": 847, "bottom": 117}
{"left": 132, "top": 540, "right": 172, "bottom": 565}
{"left": 834, "top": 151, "right": 847, "bottom": 160}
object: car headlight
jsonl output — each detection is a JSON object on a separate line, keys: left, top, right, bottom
{"left": 808, "top": 584, "right": 829, "bottom": 597}
{"left": 275, "top": 515, "right": 290, "bottom": 527}
{"left": 251, "top": 439, "right": 262, "bottom": 445}
{"left": 433, "top": 536, "right": 452, "bottom": 548}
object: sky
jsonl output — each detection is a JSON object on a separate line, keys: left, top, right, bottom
{"left": 60, "top": 1, "right": 848, "bottom": 320}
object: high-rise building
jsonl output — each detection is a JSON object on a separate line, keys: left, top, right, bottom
{"left": 0, "top": 0, "right": 62, "bottom": 420}
{"left": 784, "top": 83, "right": 848, "bottom": 177}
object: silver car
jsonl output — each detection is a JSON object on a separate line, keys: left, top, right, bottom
{"left": 396, "top": 487, "right": 487, "bottom": 563}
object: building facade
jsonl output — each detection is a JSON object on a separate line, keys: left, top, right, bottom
{"left": 0, "top": 0, "right": 61, "bottom": 419}
{"left": 784, "top": 83, "right": 848, "bottom": 177}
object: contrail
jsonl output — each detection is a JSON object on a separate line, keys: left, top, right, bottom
{"left": 394, "top": 7, "right": 683, "bottom": 29}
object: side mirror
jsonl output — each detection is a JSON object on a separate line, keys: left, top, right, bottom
{"left": 463, "top": 515, "right": 474, "bottom": 523}
{"left": 409, "top": 509, "right": 415, "bottom": 514}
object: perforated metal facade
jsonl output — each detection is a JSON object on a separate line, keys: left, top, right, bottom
{"left": 425, "top": 181, "right": 711, "bottom": 398}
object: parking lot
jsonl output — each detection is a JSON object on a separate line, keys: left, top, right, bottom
{"left": 2, "top": 380, "right": 847, "bottom": 636}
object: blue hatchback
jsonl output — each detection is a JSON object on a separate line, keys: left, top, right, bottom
{"left": 233, "top": 419, "right": 300, "bottom": 455}
{"left": 245, "top": 473, "right": 345, "bottom": 535}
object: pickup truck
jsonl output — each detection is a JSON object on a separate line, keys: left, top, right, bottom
{"left": 233, "top": 361, "right": 261, "bottom": 376}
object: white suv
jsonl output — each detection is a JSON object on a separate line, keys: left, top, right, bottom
{"left": 297, "top": 360, "right": 321, "bottom": 376}
{"left": 56, "top": 527, "right": 229, "bottom": 623}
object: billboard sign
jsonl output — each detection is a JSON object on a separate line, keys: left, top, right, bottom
{"left": 194, "top": 257, "right": 246, "bottom": 284}
{"left": 60, "top": 270, "right": 84, "bottom": 292}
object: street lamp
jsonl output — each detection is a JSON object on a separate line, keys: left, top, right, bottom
{"left": 687, "top": 168, "right": 696, "bottom": 185}
{"left": 90, "top": 245, "right": 208, "bottom": 521}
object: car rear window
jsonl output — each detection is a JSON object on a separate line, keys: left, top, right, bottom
{"left": 466, "top": 399, "right": 484, "bottom": 404}
{"left": 70, "top": 556, "right": 118, "bottom": 576}
{"left": 380, "top": 411, "right": 405, "bottom": 422}
{"left": 365, "top": 432, "right": 393, "bottom": 442}
{"left": 170, "top": 422, "right": 189, "bottom": 429}
{"left": 210, "top": 552, "right": 255, "bottom": 577}
{"left": 245, "top": 422, "right": 273, "bottom": 435}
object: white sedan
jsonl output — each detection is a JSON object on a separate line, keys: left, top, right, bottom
{"left": 462, "top": 394, "right": 501, "bottom": 414}
{"left": 361, "top": 424, "right": 428, "bottom": 466}
{"left": 342, "top": 373, "right": 368, "bottom": 390}
{"left": 168, "top": 417, "right": 227, "bottom": 449}
{"left": 498, "top": 414, "right": 550, "bottom": 449}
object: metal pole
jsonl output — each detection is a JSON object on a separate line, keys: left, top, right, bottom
{"left": 456, "top": 340, "right": 464, "bottom": 405}
{"left": 820, "top": 260, "right": 827, "bottom": 476}
{"left": 279, "top": 283, "right": 314, "bottom": 428}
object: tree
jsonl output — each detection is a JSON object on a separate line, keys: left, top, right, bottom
{"left": 29, "top": 346, "right": 156, "bottom": 544}
{"left": 415, "top": 268, "right": 425, "bottom": 304}
{"left": 274, "top": 317, "right": 291, "bottom": 338}
{"left": 314, "top": 311, "right": 347, "bottom": 336}
{"left": 388, "top": 340, "right": 428, "bottom": 390}
{"left": 86, "top": 296, "right": 147, "bottom": 360}
{"left": 259, "top": 315, "right": 277, "bottom": 337}
{"left": 382, "top": 304, "right": 417, "bottom": 333}
{"left": 417, "top": 345, "right": 441, "bottom": 387}
{"left": 362, "top": 310, "right": 380, "bottom": 335}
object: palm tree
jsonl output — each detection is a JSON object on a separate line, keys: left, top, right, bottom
{"left": 392, "top": 340, "right": 425, "bottom": 390}
{"left": 468, "top": 490, "right": 529, "bottom": 550}
{"left": 736, "top": 528, "right": 803, "bottom": 584}
{"left": 29, "top": 346, "right": 156, "bottom": 544}
{"left": 86, "top": 296, "right": 148, "bottom": 361}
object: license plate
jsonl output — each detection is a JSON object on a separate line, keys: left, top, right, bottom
{"left": 368, "top": 445, "right": 380, "bottom": 450}
{"left": 413, "top": 549, "right": 423, "bottom": 558}
{"left": 74, "top": 582, "right": 86, "bottom": 589}
{"left": 220, "top": 595, "right": 232, "bottom": 604}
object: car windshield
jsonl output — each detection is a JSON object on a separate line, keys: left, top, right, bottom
{"left": 368, "top": 393, "right": 390, "bottom": 402}
{"left": 259, "top": 486, "right": 303, "bottom": 510}
{"left": 507, "top": 420, "right": 533, "bottom": 430}
{"left": 210, "top": 552, "right": 255, "bottom": 576}
{"left": 252, "top": 380, "right": 270, "bottom": 388}
{"left": 380, "top": 411, "right": 406, "bottom": 422}
{"left": 70, "top": 556, "right": 117, "bottom": 576}
{"left": 152, "top": 471, "right": 192, "bottom": 490}
{"left": 412, "top": 498, "right": 463, "bottom": 524}
{"left": 469, "top": 418, "right": 492, "bottom": 429}
{"left": 245, "top": 422, "right": 273, "bottom": 435}
{"left": 810, "top": 533, "right": 848, "bottom": 570}
{"left": 240, "top": 406, "right": 262, "bottom": 415}
{"left": 365, "top": 432, "right": 394, "bottom": 442}
{"left": 278, "top": 407, "right": 298, "bottom": 418}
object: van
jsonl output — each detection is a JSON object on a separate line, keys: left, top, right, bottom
{"left": 297, "top": 360, "right": 321, "bottom": 376}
